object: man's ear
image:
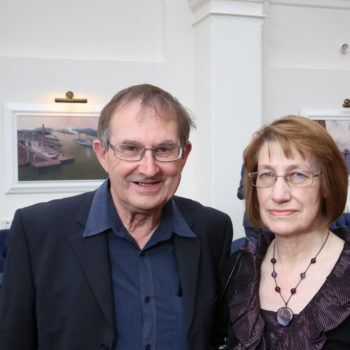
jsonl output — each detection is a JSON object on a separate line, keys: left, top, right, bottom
{"left": 93, "top": 139, "right": 109, "bottom": 173}
{"left": 179, "top": 141, "right": 192, "bottom": 169}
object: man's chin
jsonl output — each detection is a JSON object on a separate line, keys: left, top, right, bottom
{"left": 129, "top": 197, "right": 168, "bottom": 213}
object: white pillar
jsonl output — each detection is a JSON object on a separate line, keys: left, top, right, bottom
{"left": 188, "top": 0, "right": 265, "bottom": 237}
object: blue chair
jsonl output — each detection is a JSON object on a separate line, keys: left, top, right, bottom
{"left": 0, "top": 229, "right": 10, "bottom": 285}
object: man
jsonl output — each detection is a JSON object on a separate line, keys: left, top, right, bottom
{"left": 0, "top": 84, "right": 233, "bottom": 350}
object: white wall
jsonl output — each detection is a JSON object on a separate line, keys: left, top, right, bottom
{"left": 261, "top": 0, "right": 350, "bottom": 233}
{"left": 263, "top": 0, "right": 350, "bottom": 121}
{"left": 0, "top": 0, "right": 196, "bottom": 226}
{"left": 190, "top": 1, "right": 264, "bottom": 238}
{"left": 1, "top": 0, "right": 349, "bottom": 238}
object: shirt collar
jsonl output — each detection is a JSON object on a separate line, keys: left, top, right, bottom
{"left": 171, "top": 201, "right": 196, "bottom": 238}
{"left": 148, "top": 200, "right": 196, "bottom": 245}
{"left": 83, "top": 179, "right": 112, "bottom": 237}
{"left": 83, "top": 179, "right": 195, "bottom": 239}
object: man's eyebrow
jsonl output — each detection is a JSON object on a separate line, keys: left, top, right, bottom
{"left": 119, "top": 140, "right": 178, "bottom": 146}
{"left": 156, "top": 140, "right": 178, "bottom": 146}
{"left": 120, "top": 140, "right": 142, "bottom": 145}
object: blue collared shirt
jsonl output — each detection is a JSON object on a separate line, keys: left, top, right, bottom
{"left": 84, "top": 180, "right": 196, "bottom": 350}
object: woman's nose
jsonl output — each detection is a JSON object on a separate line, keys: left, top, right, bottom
{"left": 270, "top": 176, "right": 292, "bottom": 202}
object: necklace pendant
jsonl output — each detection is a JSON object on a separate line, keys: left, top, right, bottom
{"left": 276, "top": 306, "right": 293, "bottom": 327}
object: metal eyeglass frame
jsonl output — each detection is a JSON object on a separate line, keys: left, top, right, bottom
{"left": 248, "top": 171, "right": 322, "bottom": 188}
{"left": 108, "top": 142, "right": 184, "bottom": 162}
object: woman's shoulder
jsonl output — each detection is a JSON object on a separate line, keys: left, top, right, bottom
{"left": 304, "top": 237, "right": 350, "bottom": 345}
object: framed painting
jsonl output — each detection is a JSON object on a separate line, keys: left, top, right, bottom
{"left": 4, "top": 103, "right": 107, "bottom": 193}
{"left": 301, "top": 108, "right": 350, "bottom": 211}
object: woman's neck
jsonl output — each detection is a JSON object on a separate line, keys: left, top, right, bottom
{"left": 272, "top": 229, "right": 329, "bottom": 267}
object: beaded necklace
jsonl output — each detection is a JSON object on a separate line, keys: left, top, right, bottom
{"left": 271, "top": 231, "right": 330, "bottom": 327}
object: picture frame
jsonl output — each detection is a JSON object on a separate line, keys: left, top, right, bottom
{"left": 300, "top": 108, "right": 350, "bottom": 211}
{"left": 4, "top": 103, "right": 106, "bottom": 194}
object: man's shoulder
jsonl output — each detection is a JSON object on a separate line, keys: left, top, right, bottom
{"left": 173, "top": 196, "right": 230, "bottom": 220}
{"left": 17, "top": 191, "right": 95, "bottom": 219}
{"left": 173, "top": 196, "right": 233, "bottom": 253}
{"left": 8, "top": 191, "right": 96, "bottom": 243}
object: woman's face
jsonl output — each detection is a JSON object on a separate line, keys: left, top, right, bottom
{"left": 256, "top": 141, "right": 323, "bottom": 237}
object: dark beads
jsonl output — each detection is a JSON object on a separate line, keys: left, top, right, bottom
{"left": 270, "top": 231, "right": 329, "bottom": 322}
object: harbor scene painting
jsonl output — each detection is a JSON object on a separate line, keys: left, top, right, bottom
{"left": 316, "top": 119, "right": 350, "bottom": 174}
{"left": 17, "top": 114, "right": 107, "bottom": 181}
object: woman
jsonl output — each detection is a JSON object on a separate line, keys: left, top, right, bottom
{"left": 226, "top": 115, "right": 350, "bottom": 349}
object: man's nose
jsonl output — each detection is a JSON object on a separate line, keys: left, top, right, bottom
{"left": 138, "top": 149, "right": 160, "bottom": 176}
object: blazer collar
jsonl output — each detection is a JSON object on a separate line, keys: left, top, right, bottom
{"left": 172, "top": 199, "right": 201, "bottom": 331}
{"left": 70, "top": 192, "right": 115, "bottom": 328}
{"left": 174, "top": 234, "right": 201, "bottom": 331}
{"left": 71, "top": 191, "right": 202, "bottom": 333}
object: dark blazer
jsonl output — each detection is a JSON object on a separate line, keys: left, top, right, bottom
{"left": 0, "top": 191, "right": 233, "bottom": 350}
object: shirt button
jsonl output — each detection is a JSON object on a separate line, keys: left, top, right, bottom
{"left": 145, "top": 345, "right": 151, "bottom": 350}
{"left": 144, "top": 296, "right": 150, "bottom": 303}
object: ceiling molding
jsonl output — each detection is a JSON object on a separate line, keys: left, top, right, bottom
{"left": 267, "top": 0, "right": 350, "bottom": 10}
{"left": 188, "top": 0, "right": 265, "bottom": 25}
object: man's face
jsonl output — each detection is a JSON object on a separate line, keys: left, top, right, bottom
{"left": 94, "top": 100, "right": 191, "bottom": 218}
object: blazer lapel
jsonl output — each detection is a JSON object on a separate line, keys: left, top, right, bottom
{"left": 70, "top": 226, "right": 114, "bottom": 328}
{"left": 174, "top": 234, "right": 201, "bottom": 331}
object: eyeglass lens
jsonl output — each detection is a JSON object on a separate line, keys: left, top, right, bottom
{"left": 111, "top": 144, "right": 182, "bottom": 161}
{"left": 250, "top": 171, "right": 319, "bottom": 188}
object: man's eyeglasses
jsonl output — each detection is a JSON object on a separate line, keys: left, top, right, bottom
{"left": 108, "top": 143, "right": 183, "bottom": 162}
{"left": 248, "top": 170, "right": 322, "bottom": 188}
